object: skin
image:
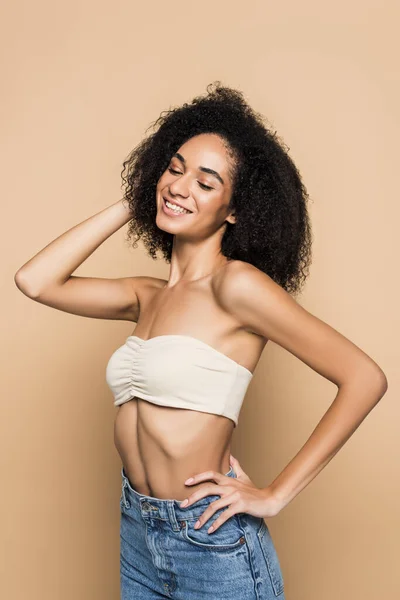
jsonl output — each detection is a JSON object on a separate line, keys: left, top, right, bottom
{"left": 155, "top": 132, "right": 237, "bottom": 282}
{"left": 116, "top": 132, "right": 388, "bottom": 536}
{"left": 115, "top": 133, "right": 268, "bottom": 509}
{"left": 16, "top": 131, "right": 387, "bottom": 537}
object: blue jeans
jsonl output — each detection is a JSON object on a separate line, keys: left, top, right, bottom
{"left": 120, "top": 465, "right": 285, "bottom": 599}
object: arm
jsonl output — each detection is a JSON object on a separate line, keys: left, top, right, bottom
{"left": 221, "top": 262, "right": 388, "bottom": 512}
{"left": 14, "top": 199, "right": 141, "bottom": 321}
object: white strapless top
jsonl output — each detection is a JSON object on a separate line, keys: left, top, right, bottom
{"left": 105, "top": 334, "right": 253, "bottom": 427}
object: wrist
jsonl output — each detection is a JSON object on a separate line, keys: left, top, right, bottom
{"left": 262, "top": 485, "right": 287, "bottom": 516}
{"left": 119, "top": 197, "right": 130, "bottom": 212}
{"left": 115, "top": 197, "right": 132, "bottom": 223}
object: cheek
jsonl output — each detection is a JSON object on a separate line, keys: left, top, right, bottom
{"left": 157, "top": 171, "right": 169, "bottom": 187}
{"left": 199, "top": 201, "right": 228, "bottom": 225}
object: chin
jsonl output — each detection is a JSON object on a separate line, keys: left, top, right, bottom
{"left": 155, "top": 212, "right": 179, "bottom": 235}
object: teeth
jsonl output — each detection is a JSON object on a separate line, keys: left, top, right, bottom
{"left": 165, "top": 200, "right": 191, "bottom": 214}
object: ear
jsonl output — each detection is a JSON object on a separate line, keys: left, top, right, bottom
{"left": 226, "top": 212, "right": 236, "bottom": 225}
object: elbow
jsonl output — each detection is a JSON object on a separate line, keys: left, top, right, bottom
{"left": 367, "top": 366, "right": 388, "bottom": 400}
{"left": 362, "top": 354, "right": 389, "bottom": 398}
{"left": 377, "top": 370, "right": 388, "bottom": 397}
{"left": 342, "top": 363, "right": 388, "bottom": 402}
{"left": 14, "top": 270, "right": 40, "bottom": 299}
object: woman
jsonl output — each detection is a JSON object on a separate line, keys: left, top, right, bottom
{"left": 15, "top": 82, "right": 388, "bottom": 599}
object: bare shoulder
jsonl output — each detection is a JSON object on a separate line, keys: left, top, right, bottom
{"left": 216, "top": 260, "right": 387, "bottom": 389}
{"left": 133, "top": 274, "right": 168, "bottom": 313}
{"left": 218, "top": 259, "right": 266, "bottom": 281}
{"left": 132, "top": 274, "right": 168, "bottom": 298}
{"left": 133, "top": 275, "right": 168, "bottom": 291}
{"left": 215, "top": 259, "right": 280, "bottom": 307}
{"left": 214, "top": 259, "right": 291, "bottom": 336}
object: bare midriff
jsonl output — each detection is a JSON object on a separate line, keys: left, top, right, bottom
{"left": 112, "top": 262, "right": 266, "bottom": 502}
{"left": 114, "top": 398, "right": 234, "bottom": 501}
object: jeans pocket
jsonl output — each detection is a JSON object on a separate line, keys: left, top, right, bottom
{"left": 257, "top": 519, "right": 284, "bottom": 596}
{"left": 180, "top": 515, "right": 247, "bottom": 552}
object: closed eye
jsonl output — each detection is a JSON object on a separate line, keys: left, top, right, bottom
{"left": 168, "top": 167, "right": 213, "bottom": 191}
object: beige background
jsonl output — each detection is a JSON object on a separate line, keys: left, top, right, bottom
{"left": 1, "top": 1, "right": 399, "bottom": 598}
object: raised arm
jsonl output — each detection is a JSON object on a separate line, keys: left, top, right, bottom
{"left": 14, "top": 199, "right": 142, "bottom": 322}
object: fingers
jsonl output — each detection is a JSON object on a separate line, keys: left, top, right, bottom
{"left": 194, "top": 495, "right": 238, "bottom": 534}
{"left": 180, "top": 484, "right": 221, "bottom": 508}
{"left": 180, "top": 470, "right": 237, "bottom": 534}
{"left": 184, "top": 470, "right": 223, "bottom": 486}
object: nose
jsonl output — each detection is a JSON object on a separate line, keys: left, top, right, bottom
{"left": 168, "top": 173, "right": 190, "bottom": 198}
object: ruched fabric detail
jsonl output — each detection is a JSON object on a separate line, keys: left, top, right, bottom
{"left": 105, "top": 335, "right": 253, "bottom": 427}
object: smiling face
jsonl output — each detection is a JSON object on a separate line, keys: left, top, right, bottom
{"left": 155, "top": 133, "right": 237, "bottom": 239}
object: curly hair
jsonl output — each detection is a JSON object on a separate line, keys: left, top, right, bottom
{"left": 121, "top": 81, "right": 313, "bottom": 296}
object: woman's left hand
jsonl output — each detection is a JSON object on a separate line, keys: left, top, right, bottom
{"left": 180, "top": 454, "right": 281, "bottom": 534}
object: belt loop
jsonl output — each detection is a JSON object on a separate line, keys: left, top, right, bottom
{"left": 167, "top": 500, "right": 180, "bottom": 531}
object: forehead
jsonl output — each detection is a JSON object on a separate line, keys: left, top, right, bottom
{"left": 175, "top": 134, "right": 231, "bottom": 173}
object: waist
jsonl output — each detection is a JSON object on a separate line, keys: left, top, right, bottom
{"left": 121, "top": 464, "right": 237, "bottom": 512}
{"left": 114, "top": 399, "right": 234, "bottom": 500}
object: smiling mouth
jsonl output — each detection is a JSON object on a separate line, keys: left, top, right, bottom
{"left": 162, "top": 196, "right": 193, "bottom": 215}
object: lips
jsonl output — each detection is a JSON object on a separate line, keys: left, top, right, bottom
{"left": 162, "top": 197, "right": 193, "bottom": 213}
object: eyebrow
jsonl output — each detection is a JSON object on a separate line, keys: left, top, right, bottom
{"left": 173, "top": 152, "right": 224, "bottom": 185}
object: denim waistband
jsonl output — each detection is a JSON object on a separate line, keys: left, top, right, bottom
{"left": 121, "top": 464, "right": 237, "bottom": 523}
